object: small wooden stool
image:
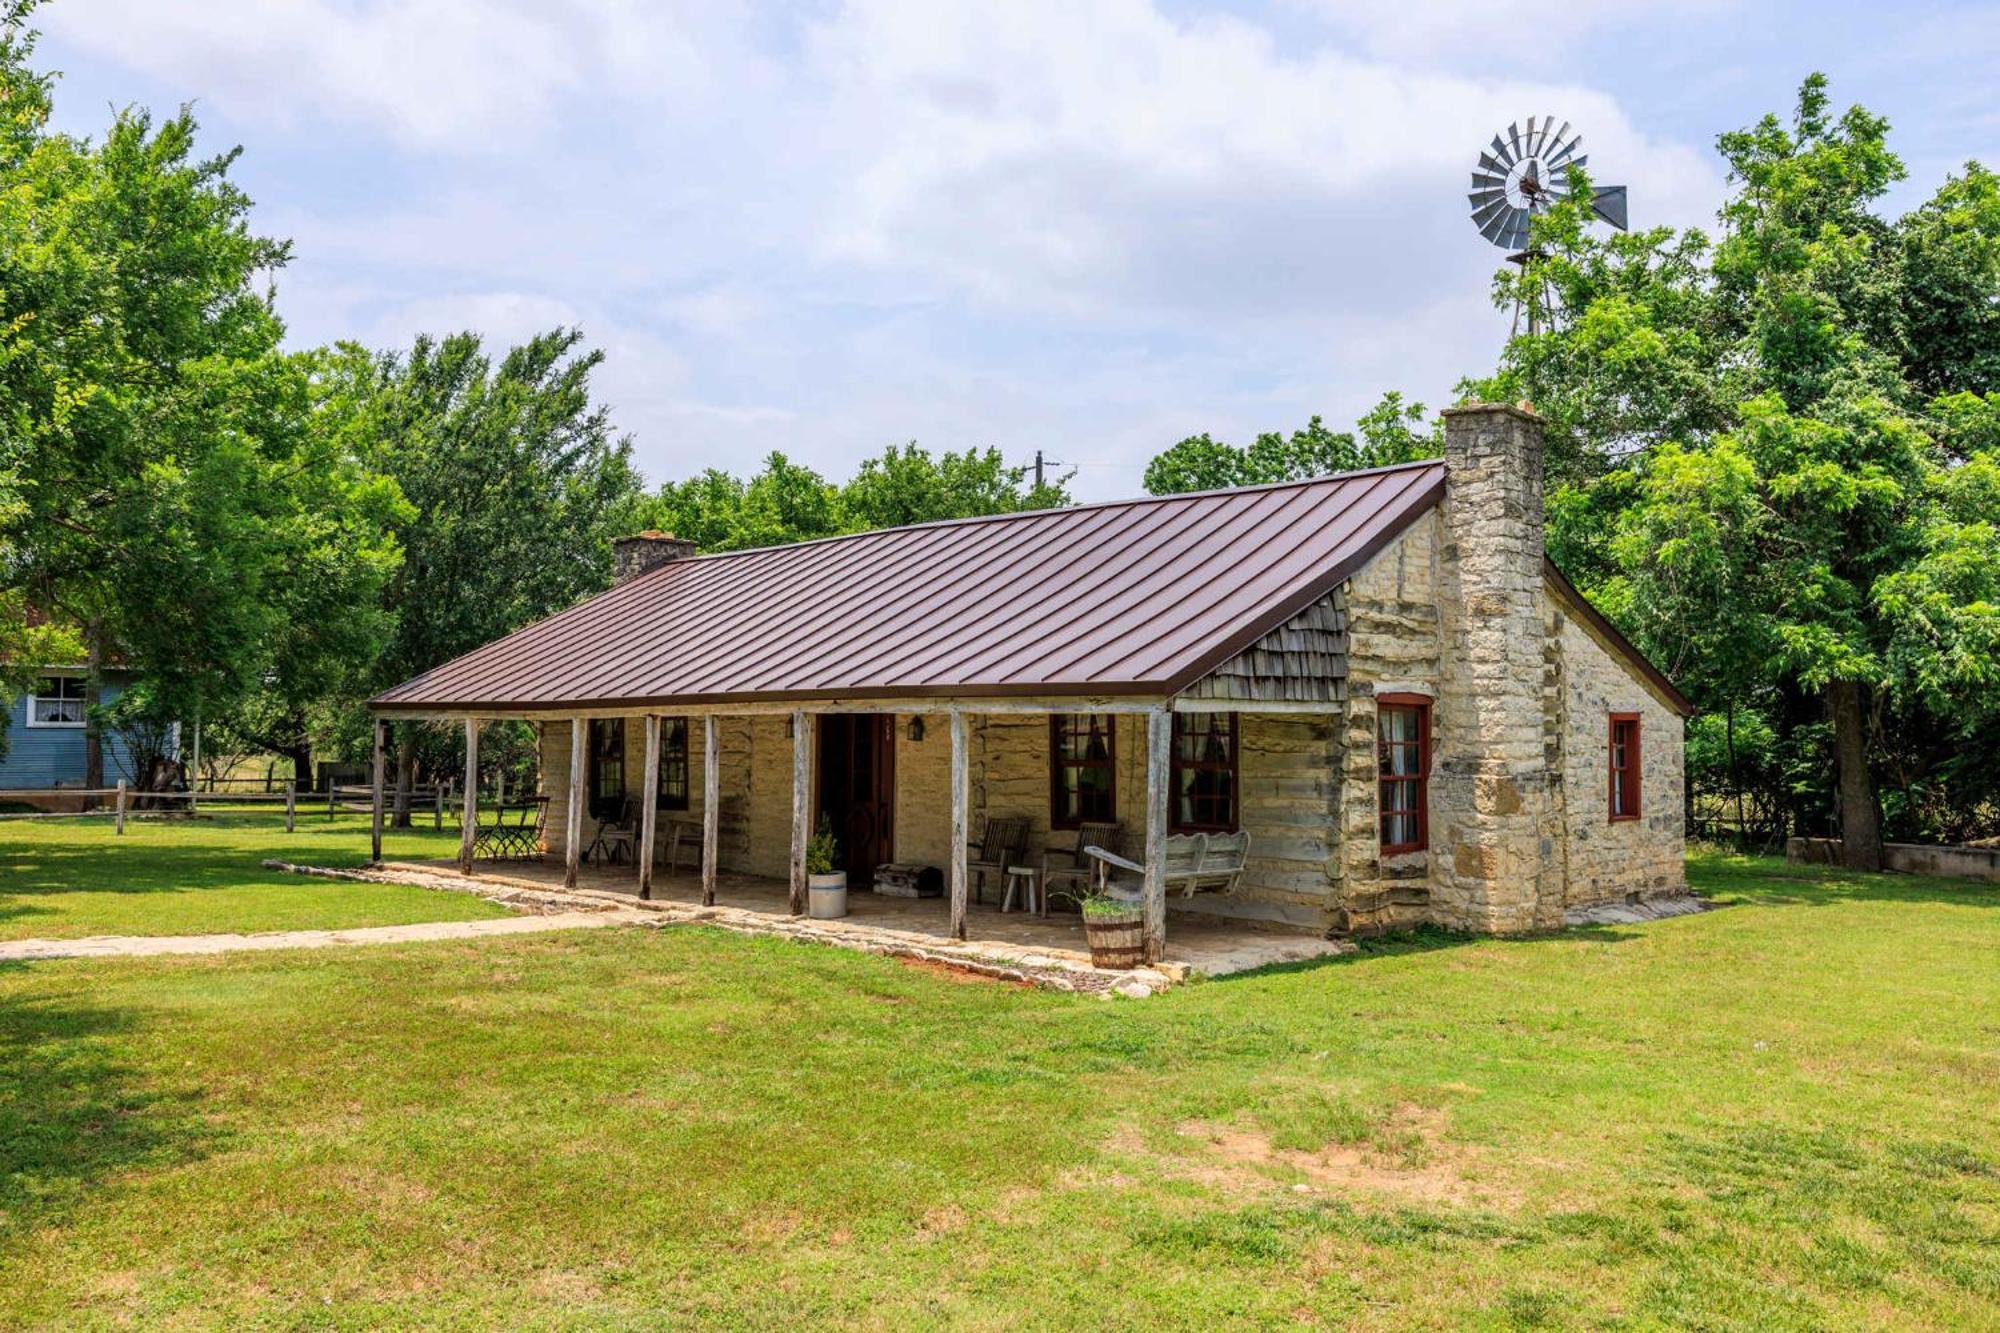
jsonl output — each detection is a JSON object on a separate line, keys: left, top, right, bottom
{"left": 1001, "top": 864, "right": 1040, "bottom": 915}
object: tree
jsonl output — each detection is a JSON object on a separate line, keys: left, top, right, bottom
{"left": 647, "top": 444, "right": 1072, "bottom": 554}
{"left": 0, "top": 12, "right": 402, "bottom": 790}
{"left": 321, "top": 329, "right": 647, "bottom": 822}
{"left": 1476, "top": 76, "right": 2000, "bottom": 862}
{"left": 1141, "top": 394, "right": 1442, "bottom": 496}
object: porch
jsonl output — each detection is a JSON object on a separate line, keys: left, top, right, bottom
{"left": 366, "top": 694, "right": 1351, "bottom": 968}
{"left": 382, "top": 854, "right": 1355, "bottom": 980}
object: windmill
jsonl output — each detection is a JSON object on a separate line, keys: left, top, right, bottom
{"left": 1468, "top": 117, "right": 1627, "bottom": 334}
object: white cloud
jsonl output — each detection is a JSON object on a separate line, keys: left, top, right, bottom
{"left": 39, "top": 0, "right": 762, "bottom": 151}
{"left": 38, "top": 0, "right": 1733, "bottom": 500}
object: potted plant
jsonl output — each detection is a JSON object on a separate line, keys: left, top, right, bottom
{"left": 806, "top": 815, "right": 847, "bottom": 919}
{"left": 1078, "top": 885, "right": 1146, "bottom": 969}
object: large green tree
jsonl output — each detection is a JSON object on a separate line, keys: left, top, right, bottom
{"left": 317, "top": 329, "right": 647, "bottom": 821}
{"left": 1475, "top": 76, "right": 2000, "bottom": 863}
{"left": 0, "top": 12, "right": 402, "bottom": 789}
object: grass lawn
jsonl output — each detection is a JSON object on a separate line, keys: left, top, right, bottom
{"left": 0, "top": 835, "right": 1995, "bottom": 1328}
{"left": 0, "top": 812, "right": 510, "bottom": 940}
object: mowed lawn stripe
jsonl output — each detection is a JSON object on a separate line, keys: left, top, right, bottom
{"left": 0, "top": 813, "right": 510, "bottom": 940}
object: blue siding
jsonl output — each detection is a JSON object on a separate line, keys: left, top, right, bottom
{"left": 0, "top": 677, "right": 150, "bottom": 790}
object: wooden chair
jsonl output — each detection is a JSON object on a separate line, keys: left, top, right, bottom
{"left": 662, "top": 814, "right": 704, "bottom": 874}
{"left": 1084, "top": 830, "right": 1252, "bottom": 899}
{"left": 967, "top": 816, "right": 1030, "bottom": 905}
{"left": 1041, "top": 821, "right": 1124, "bottom": 914}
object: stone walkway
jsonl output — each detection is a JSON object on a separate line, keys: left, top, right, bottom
{"left": 0, "top": 908, "right": 652, "bottom": 963}
{"left": 281, "top": 860, "right": 1199, "bottom": 994}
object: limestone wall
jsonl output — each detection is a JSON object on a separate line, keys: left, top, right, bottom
{"left": 1550, "top": 607, "right": 1687, "bottom": 904}
{"left": 1335, "top": 510, "right": 1443, "bottom": 933}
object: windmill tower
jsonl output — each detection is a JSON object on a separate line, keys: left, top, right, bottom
{"left": 1468, "top": 117, "right": 1628, "bottom": 334}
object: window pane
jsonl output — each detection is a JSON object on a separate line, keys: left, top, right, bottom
{"left": 1052, "top": 715, "right": 1116, "bottom": 826}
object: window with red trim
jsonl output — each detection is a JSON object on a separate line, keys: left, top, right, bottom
{"left": 1609, "top": 714, "right": 1641, "bottom": 821}
{"left": 1170, "top": 712, "right": 1238, "bottom": 833}
{"left": 1377, "top": 695, "right": 1430, "bottom": 853}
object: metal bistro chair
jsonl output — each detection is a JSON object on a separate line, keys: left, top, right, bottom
{"left": 473, "top": 796, "right": 548, "bottom": 861}
{"left": 966, "top": 816, "right": 1030, "bottom": 906}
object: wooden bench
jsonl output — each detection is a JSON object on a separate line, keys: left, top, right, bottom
{"left": 1084, "top": 831, "right": 1252, "bottom": 899}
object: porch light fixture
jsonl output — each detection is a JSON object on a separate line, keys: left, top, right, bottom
{"left": 909, "top": 716, "right": 925, "bottom": 742}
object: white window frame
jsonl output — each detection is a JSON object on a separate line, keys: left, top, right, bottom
{"left": 26, "top": 675, "right": 86, "bottom": 728}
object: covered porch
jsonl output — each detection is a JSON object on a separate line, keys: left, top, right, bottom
{"left": 365, "top": 694, "right": 1349, "bottom": 969}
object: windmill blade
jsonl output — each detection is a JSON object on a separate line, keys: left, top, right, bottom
{"left": 1507, "top": 121, "right": 1525, "bottom": 163}
{"left": 1590, "top": 185, "right": 1629, "bottom": 230}
{"left": 1544, "top": 133, "right": 1581, "bottom": 170}
{"left": 1468, "top": 189, "right": 1508, "bottom": 212}
{"left": 1472, "top": 199, "right": 1515, "bottom": 232}
{"left": 1471, "top": 169, "right": 1508, "bottom": 189}
{"left": 1489, "top": 133, "right": 1516, "bottom": 166}
{"left": 1478, "top": 150, "right": 1510, "bottom": 176}
{"left": 1523, "top": 114, "right": 1542, "bottom": 157}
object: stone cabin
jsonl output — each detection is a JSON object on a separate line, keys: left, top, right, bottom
{"left": 371, "top": 403, "right": 1691, "bottom": 956}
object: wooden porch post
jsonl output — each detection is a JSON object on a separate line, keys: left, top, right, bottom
{"left": 789, "top": 710, "right": 811, "bottom": 915}
{"left": 638, "top": 714, "right": 661, "bottom": 899}
{"left": 459, "top": 719, "right": 480, "bottom": 873}
{"left": 949, "top": 709, "right": 969, "bottom": 941}
{"left": 370, "top": 717, "right": 386, "bottom": 863}
{"left": 565, "top": 718, "right": 586, "bottom": 888}
{"left": 1143, "top": 705, "right": 1170, "bottom": 963}
{"left": 702, "top": 714, "right": 720, "bottom": 906}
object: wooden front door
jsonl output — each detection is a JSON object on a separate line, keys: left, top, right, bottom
{"left": 817, "top": 713, "right": 895, "bottom": 886}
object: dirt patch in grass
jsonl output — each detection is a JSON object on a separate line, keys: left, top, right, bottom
{"left": 1162, "top": 1106, "right": 1523, "bottom": 1211}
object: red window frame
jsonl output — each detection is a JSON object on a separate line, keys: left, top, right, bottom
{"left": 1609, "top": 713, "right": 1641, "bottom": 821}
{"left": 1049, "top": 714, "right": 1117, "bottom": 828}
{"left": 1377, "top": 694, "right": 1431, "bottom": 854}
{"left": 1170, "top": 711, "right": 1238, "bottom": 833}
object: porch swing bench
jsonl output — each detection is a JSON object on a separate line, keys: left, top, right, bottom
{"left": 1083, "top": 831, "right": 1252, "bottom": 899}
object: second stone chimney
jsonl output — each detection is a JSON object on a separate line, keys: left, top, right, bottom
{"left": 611, "top": 530, "right": 697, "bottom": 585}
{"left": 1432, "top": 402, "right": 1560, "bottom": 933}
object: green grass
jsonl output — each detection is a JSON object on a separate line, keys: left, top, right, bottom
{"left": 0, "top": 812, "right": 510, "bottom": 940}
{"left": 0, "top": 833, "right": 1995, "bottom": 1327}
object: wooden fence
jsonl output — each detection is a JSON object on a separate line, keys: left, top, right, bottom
{"left": 0, "top": 782, "right": 303, "bottom": 831}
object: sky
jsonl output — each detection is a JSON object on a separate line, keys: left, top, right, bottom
{"left": 31, "top": 0, "right": 2000, "bottom": 500}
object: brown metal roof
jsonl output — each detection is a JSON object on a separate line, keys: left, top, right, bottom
{"left": 370, "top": 461, "right": 1448, "bottom": 713}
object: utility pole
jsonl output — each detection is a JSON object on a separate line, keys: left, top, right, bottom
{"left": 1033, "top": 449, "right": 1044, "bottom": 490}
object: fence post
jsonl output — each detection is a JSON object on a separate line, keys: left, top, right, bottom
{"left": 115, "top": 780, "right": 127, "bottom": 835}
{"left": 328, "top": 783, "right": 337, "bottom": 821}
{"left": 434, "top": 782, "right": 444, "bottom": 830}
{"left": 285, "top": 780, "right": 297, "bottom": 833}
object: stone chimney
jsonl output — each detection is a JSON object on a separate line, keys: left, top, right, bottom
{"left": 611, "top": 530, "right": 697, "bottom": 585}
{"left": 1432, "top": 403, "right": 1561, "bottom": 933}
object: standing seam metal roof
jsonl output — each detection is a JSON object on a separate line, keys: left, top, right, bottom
{"left": 371, "top": 461, "right": 1449, "bottom": 712}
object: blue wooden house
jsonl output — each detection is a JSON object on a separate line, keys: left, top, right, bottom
{"left": 1, "top": 668, "right": 161, "bottom": 791}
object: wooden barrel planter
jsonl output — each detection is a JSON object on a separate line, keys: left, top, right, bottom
{"left": 1083, "top": 905, "right": 1146, "bottom": 969}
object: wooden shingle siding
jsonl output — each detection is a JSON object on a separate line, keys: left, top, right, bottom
{"left": 1184, "top": 589, "right": 1349, "bottom": 703}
